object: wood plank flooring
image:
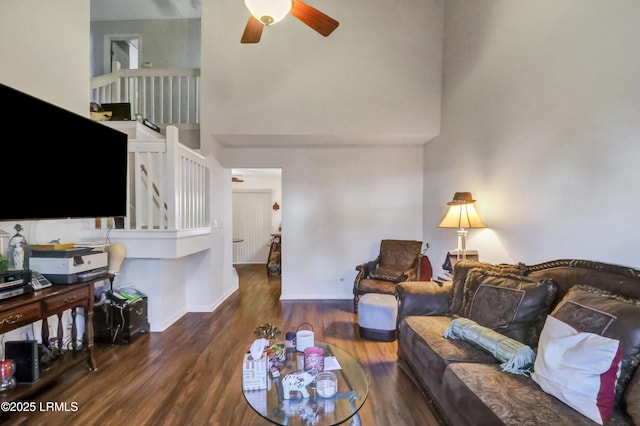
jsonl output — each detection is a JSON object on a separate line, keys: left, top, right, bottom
{"left": 2, "top": 264, "right": 439, "bottom": 426}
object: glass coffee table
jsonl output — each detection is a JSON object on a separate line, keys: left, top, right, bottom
{"left": 243, "top": 341, "right": 369, "bottom": 425}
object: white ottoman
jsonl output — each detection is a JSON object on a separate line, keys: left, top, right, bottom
{"left": 357, "top": 293, "right": 398, "bottom": 341}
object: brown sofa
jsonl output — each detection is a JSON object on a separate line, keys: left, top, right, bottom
{"left": 395, "top": 259, "right": 640, "bottom": 425}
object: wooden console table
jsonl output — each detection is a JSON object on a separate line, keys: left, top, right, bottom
{"left": 0, "top": 275, "right": 109, "bottom": 402}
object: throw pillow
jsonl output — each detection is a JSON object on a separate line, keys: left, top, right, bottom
{"left": 551, "top": 285, "right": 640, "bottom": 401}
{"left": 443, "top": 317, "right": 536, "bottom": 375}
{"left": 448, "top": 260, "right": 527, "bottom": 316}
{"left": 462, "top": 269, "right": 557, "bottom": 347}
{"left": 531, "top": 315, "right": 622, "bottom": 425}
{"left": 369, "top": 266, "right": 406, "bottom": 282}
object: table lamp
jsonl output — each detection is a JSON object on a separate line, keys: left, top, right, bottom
{"left": 104, "top": 242, "right": 127, "bottom": 344}
{"left": 105, "top": 243, "right": 127, "bottom": 292}
{"left": 106, "top": 243, "right": 127, "bottom": 275}
{"left": 438, "top": 192, "right": 486, "bottom": 262}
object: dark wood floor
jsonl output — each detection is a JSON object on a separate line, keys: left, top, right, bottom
{"left": 2, "top": 264, "right": 439, "bottom": 426}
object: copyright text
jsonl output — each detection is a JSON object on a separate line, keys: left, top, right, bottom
{"left": 1, "top": 401, "right": 79, "bottom": 413}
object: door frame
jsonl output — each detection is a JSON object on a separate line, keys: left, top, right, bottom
{"left": 103, "top": 33, "right": 142, "bottom": 74}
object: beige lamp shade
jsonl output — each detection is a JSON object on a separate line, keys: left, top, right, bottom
{"left": 106, "top": 243, "right": 127, "bottom": 274}
{"left": 438, "top": 203, "right": 487, "bottom": 229}
{"left": 438, "top": 192, "right": 486, "bottom": 256}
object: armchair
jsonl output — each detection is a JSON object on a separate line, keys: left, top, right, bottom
{"left": 353, "top": 239, "right": 423, "bottom": 313}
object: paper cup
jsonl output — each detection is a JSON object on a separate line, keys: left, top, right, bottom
{"left": 296, "top": 323, "right": 314, "bottom": 352}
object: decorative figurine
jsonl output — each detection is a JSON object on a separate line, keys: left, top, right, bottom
{"left": 8, "top": 224, "right": 28, "bottom": 270}
{"left": 281, "top": 371, "right": 314, "bottom": 399}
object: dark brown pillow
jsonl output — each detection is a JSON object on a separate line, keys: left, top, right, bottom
{"left": 448, "top": 260, "right": 526, "bottom": 316}
{"left": 369, "top": 266, "right": 406, "bottom": 282}
{"left": 463, "top": 269, "right": 556, "bottom": 347}
{"left": 551, "top": 285, "right": 640, "bottom": 402}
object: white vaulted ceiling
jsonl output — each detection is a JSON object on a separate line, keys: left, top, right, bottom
{"left": 91, "top": 0, "right": 201, "bottom": 21}
{"left": 203, "top": 0, "right": 444, "bottom": 147}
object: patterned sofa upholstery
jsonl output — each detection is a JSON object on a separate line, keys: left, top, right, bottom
{"left": 395, "top": 259, "right": 640, "bottom": 425}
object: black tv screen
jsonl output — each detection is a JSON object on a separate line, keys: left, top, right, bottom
{"left": 0, "top": 83, "right": 128, "bottom": 221}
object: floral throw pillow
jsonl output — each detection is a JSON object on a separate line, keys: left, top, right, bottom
{"left": 550, "top": 285, "right": 640, "bottom": 402}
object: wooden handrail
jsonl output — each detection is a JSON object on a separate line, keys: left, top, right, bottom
{"left": 140, "top": 164, "right": 167, "bottom": 210}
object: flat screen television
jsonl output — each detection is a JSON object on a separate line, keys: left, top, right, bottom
{"left": 0, "top": 83, "right": 128, "bottom": 221}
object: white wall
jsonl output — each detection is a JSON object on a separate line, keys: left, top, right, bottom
{"left": 90, "top": 18, "right": 201, "bottom": 77}
{"left": 205, "top": 0, "right": 443, "bottom": 143}
{"left": 223, "top": 146, "right": 424, "bottom": 299}
{"left": 0, "top": 0, "right": 88, "bottom": 114}
{"left": 425, "top": 0, "right": 640, "bottom": 272}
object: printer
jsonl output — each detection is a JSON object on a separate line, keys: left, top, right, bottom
{"left": 30, "top": 247, "right": 108, "bottom": 284}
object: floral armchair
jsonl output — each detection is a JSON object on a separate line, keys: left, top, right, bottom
{"left": 353, "top": 239, "right": 423, "bottom": 313}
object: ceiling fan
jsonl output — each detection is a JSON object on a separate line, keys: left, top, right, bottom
{"left": 241, "top": 0, "right": 339, "bottom": 44}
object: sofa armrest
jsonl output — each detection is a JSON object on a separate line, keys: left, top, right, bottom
{"left": 395, "top": 280, "right": 453, "bottom": 324}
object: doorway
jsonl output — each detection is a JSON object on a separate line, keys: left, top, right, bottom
{"left": 233, "top": 191, "right": 271, "bottom": 263}
{"left": 231, "top": 169, "right": 282, "bottom": 265}
{"left": 103, "top": 34, "right": 141, "bottom": 74}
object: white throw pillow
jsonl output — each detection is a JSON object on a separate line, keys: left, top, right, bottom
{"left": 531, "top": 315, "right": 622, "bottom": 425}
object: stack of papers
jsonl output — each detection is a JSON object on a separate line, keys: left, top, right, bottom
{"left": 324, "top": 356, "right": 342, "bottom": 371}
{"left": 75, "top": 241, "right": 108, "bottom": 249}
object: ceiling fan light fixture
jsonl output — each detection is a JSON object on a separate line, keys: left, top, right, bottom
{"left": 244, "top": 0, "right": 292, "bottom": 26}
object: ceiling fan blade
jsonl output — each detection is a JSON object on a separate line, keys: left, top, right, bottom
{"left": 241, "top": 16, "right": 264, "bottom": 43}
{"left": 290, "top": 0, "right": 339, "bottom": 37}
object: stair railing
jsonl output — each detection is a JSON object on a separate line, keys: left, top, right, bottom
{"left": 91, "top": 68, "right": 200, "bottom": 125}
{"left": 96, "top": 123, "right": 208, "bottom": 231}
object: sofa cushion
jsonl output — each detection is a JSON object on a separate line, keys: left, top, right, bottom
{"left": 550, "top": 285, "right": 640, "bottom": 401}
{"left": 356, "top": 278, "right": 397, "bottom": 295}
{"left": 448, "top": 260, "right": 527, "bottom": 317}
{"left": 441, "top": 362, "right": 633, "bottom": 426}
{"left": 461, "top": 269, "right": 557, "bottom": 347}
{"left": 398, "top": 316, "right": 498, "bottom": 399}
{"left": 443, "top": 317, "right": 535, "bottom": 375}
{"left": 531, "top": 315, "right": 622, "bottom": 425}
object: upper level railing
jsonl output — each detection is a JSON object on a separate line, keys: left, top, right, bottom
{"left": 91, "top": 68, "right": 200, "bottom": 125}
